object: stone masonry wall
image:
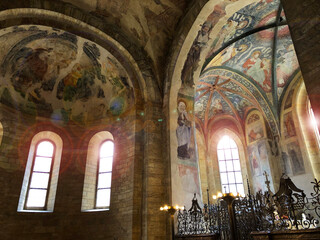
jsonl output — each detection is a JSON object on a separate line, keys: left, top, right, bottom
{"left": 0, "top": 104, "right": 140, "bottom": 240}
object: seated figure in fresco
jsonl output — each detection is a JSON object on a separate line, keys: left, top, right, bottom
{"left": 243, "top": 50, "right": 271, "bottom": 91}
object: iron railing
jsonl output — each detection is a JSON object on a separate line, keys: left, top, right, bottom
{"left": 176, "top": 175, "right": 320, "bottom": 240}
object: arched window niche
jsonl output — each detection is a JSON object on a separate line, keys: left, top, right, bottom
{"left": 245, "top": 110, "right": 276, "bottom": 193}
{"left": 17, "top": 131, "right": 63, "bottom": 212}
{"left": 82, "top": 131, "right": 114, "bottom": 212}
{"left": 294, "top": 79, "right": 320, "bottom": 181}
{"left": 208, "top": 128, "right": 249, "bottom": 196}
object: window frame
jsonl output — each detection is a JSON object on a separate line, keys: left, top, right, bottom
{"left": 94, "top": 140, "right": 114, "bottom": 209}
{"left": 24, "top": 139, "right": 56, "bottom": 210}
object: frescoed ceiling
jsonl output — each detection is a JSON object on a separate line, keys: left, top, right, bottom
{"left": 0, "top": 25, "right": 133, "bottom": 125}
{"left": 206, "top": 0, "right": 280, "bottom": 60}
{"left": 195, "top": 0, "right": 300, "bottom": 135}
{"left": 60, "top": 0, "right": 188, "bottom": 82}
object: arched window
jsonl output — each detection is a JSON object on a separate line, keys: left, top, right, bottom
{"left": 96, "top": 140, "right": 114, "bottom": 208}
{"left": 18, "top": 131, "right": 63, "bottom": 212}
{"left": 82, "top": 131, "right": 114, "bottom": 211}
{"left": 25, "top": 140, "right": 55, "bottom": 209}
{"left": 217, "top": 135, "right": 244, "bottom": 195}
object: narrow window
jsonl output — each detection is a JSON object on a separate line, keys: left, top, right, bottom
{"left": 82, "top": 131, "right": 114, "bottom": 211}
{"left": 96, "top": 140, "right": 114, "bottom": 208}
{"left": 217, "top": 135, "right": 244, "bottom": 195}
{"left": 25, "top": 140, "right": 54, "bottom": 209}
{"left": 18, "top": 131, "right": 63, "bottom": 212}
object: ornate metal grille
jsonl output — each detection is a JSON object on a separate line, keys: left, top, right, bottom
{"left": 176, "top": 176, "right": 320, "bottom": 240}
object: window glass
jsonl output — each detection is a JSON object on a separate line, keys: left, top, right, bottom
{"left": 36, "top": 141, "right": 54, "bottom": 157}
{"left": 217, "top": 135, "right": 244, "bottom": 195}
{"left": 26, "top": 189, "right": 47, "bottom": 208}
{"left": 26, "top": 140, "right": 54, "bottom": 209}
{"left": 96, "top": 189, "right": 111, "bottom": 208}
{"left": 96, "top": 140, "right": 114, "bottom": 208}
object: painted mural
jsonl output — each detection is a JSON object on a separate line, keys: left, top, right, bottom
{"left": 176, "top": 87, "right": 197, "bottom": 161}
{"left": 178, "top": 164, "right": 200, "bottom": 195}
{"left": 283, "top": 112, "right": 296, "bottom": 139}
{"left": 196, "top": 68, "right": 278, "bottom": 136}
{"left": 258, "top": 141, "right": 270, "bottom": 171}
{"left": 276, "top": 25, "right": 300, "bottom": 97}
{"left": 0, "top": 25, "right": 133, "bottom": 124}
{"left": 281, "top": 151, "right": 292, "bottom": 175}
{"left": 287, "top": 141, "right": 305, "bottom": 175}
{"left": 247, "top": 113, "right": 260, "bottom": 124}
{"left": 248, "top": 139, "right": 274, "bottom": 193}
{"left": 248, "top": 124, "right": 264, "bottom": 143}
{"left": 195, "top": 75, "right": 252, "bottom": 124}
{"left": 206, "top": 29, "right": 274, "bottom": 93}
{"left": 177, "top": 99, "right": 192, "bottom": 159}
{"left": 196, "top": 0, "right": 302, "bottom": 145}
{"left": 248, "top": 144, "right": 263, "bottom": 177}
{"left": 223, "top": 91, "right": 254, "bottom": 119}
{"left": 64, "top": 0, "right": 188, "bottom": 80}
{"left": 207, "top": 0, "right": 280, "bottom": 58}
{"left": 195, "top": 72, "right": 255, "bottom": 123}
{"left": 284, "top": 88, "right": 294, "bottom": 109}
{"left": 180, "top": 1, "right": 241, "bottom": 87}
{"left": 247, "top": 113, "right": 265, "bottom": 144}
{"left": 204, "top": 8, "right": 300, "bottom": 102}
{"left": 268, "top": 135, "right": 280, "bottom": 156}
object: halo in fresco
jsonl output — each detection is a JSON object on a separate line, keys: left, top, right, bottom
{"left": 0, "top": 25, "right": 133, "bottom": 124}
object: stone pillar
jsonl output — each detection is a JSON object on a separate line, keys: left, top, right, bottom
{"left": 281, "top": 0, "right": 320, "bottom": 125}
{"left": 141, "top": 100, "right": 169, "bottom": 239}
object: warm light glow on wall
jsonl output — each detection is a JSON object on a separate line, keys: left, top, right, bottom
{"left": 309, "top": 106, "right": 320, "bottom": 147}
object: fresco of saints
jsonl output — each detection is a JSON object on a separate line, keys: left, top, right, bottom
{"left": 249, "top": 128, "right": 263, "bottom": 142}
{"left": 288, "top": 146, "right": 305, "bottom": 175}
{"left": 210, "top": 43, "right": 248, "bottom": 67}
{"left": 176, "top": 100, "right": 191, "bottom": 159}
{"left": 243, "top": 50, "right": 271, "bottom": 91}
{"left": 284, "top": 112, "right": 296, "bottom": 138}
{"left": 277, "top": 44, "right": 299, "bottom": 86}
{"left": 251, "top": 151, "right": 262, "bottom": 176}
{"left": 213, "top": 98, "right": 223, "bottom": 114}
